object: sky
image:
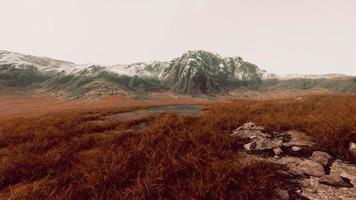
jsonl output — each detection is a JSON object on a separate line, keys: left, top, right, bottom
{"left": 1, "top": 0, "right": 356, "bottom": 75}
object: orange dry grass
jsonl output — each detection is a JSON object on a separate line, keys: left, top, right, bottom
{"left": 0, "top": 112, "right": 289, "bottom": 199}
{"left": 0, "top": 94, "right": 355, "bottom": 199}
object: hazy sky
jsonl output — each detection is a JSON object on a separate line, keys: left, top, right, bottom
{"left": 1, "top": 0, "right": 356, "bottom": 75}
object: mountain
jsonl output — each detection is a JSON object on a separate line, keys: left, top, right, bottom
{"left": 260, "top": 72, "right": 356, "bottom": 92}
{"left": 0, "top": 50, "right": 266, "bottom": 97}
{"left": 1, "top": 50, "right": 355, "bottom": 97}
{"left": 161, "top": 50, "right": 264, "bottom": 94}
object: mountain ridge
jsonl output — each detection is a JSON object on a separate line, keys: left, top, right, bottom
{"left": 0, "top": 50, "right": 267, "bottom": 96}
{"left": 1, "top": 50, "right": 355, "bottom": 97}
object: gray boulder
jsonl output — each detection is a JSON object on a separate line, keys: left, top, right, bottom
{"left": 310, "top": 151, "right": 333, "bottom": 167}
{"left": 298, "top": 160, "right": 325, "bottom": 177}
{"left": 319, "top": 174, "right": 352, "bottom": 187}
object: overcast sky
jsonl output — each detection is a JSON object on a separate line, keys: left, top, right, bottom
{"left": 1, "top": 0, "right": 356, "bottom": 75}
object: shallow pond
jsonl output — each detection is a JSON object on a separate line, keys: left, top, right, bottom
{"left": 102, "top": 105, "right": 204, "bottom": 120}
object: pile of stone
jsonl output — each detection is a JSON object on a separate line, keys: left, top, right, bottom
{"left": 231, "top": 122, "right": 356, "bottom": 200}
{"left": 231, "top": 122, "right": 314, "bottom": 157}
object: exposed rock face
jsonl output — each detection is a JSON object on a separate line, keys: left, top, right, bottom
{"left": 161, "top": 50, "right": 264, "bottom": 95}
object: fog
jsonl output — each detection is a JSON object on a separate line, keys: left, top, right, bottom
{"left": 1, "top": 0, "right": 355, "bottom": 75}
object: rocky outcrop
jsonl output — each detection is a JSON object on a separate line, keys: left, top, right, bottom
{"left": 231, "top": 123, "right": 314, "bottom": 157}
{"left": 231, "top": 122, "right": 287, "bottom": 153}
{"left": 161, "top": 50, "right": 264, "bottom": 95}
{"left": 231, "top": 122, "right": 356, "bottom": 200}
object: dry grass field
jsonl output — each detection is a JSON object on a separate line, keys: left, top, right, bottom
{"left": 0, "top": 94, "right": 355, "bottom": 199}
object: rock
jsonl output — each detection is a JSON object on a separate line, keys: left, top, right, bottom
{"left": 244, "top": 141, "right": 256, "bottom": 151}
{"left": 330, "top": 159, "right": 356, "bottom": 186}
{"left": 283, "top": 130, "right": 315, "bottom": 147}
{"left": 310, "top": 151, "right": 333, "bottom": 166}
{"left": 288, "top": 166, "right": 305, "bottom": 177}
{"left": 235, "top": 122, "right": 264, "bottom": 131}
{"left": 350, "top": 142, "right": 356, "bottom": 160}
{"left": 300, "top": 175, "right": 356, "bottom": 200}
{"left": 275, "top": 188, "right": 289, "bottom": 200}
{"left": 277, "top": 156, "right": 305, "bottom": 177}
{"left": 312, "top": 151, "right": 333, "bottom": 160}
{"left": 232, "top": 122, "right": 284, "bottom": 151}
{"left": 292, "top": 146, "right": 302, "bottom": 151}
{"left": 274, "top": 147, "right": 283, "bottom": 156}
{"left": 319, "top": 174, "right": 353, "bottom": 187}
{"left": 298, "top": 160, "right": 325, "bottom": 177}
{"left": 254, "top": 136, "right": 283, "bottom": 151}
{"left": 231, "top": 122, "right": 266, "bottom": 138}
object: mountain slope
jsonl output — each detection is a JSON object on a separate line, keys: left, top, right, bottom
{"left": 161, "top": 50, "right": 264, "bottom": 94}
{"left": 1, "top": 50, "right": 354, "bottom": 97}
{"left": 0, "top": 50, "right": 266, "bottom": 96}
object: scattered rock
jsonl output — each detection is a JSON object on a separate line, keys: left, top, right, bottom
{"left": 232, "top": 122, "right": 284, "bottom": 152}
{"left": 275, "top": 188, "right": 289, "bottom": 200}
{"left": 292, "top": 146, "right": 302, "bottom": 152}
{"left": 319, "top": 174, "right": 353, "bottom": 187}
{"left": 349, "top": 142, "right": 356, "bottom": 160}
{"left": 330, "top": 159, "right": 356, "bottom": 186}
{"left": 298, "top": 160, "right": 325, "bottom": 177}
{"left": 301, "top": 176, "right": 356, "bottom": 200}
{"left": 310, "top": 151, "right": 333, "bottom": 167}
{"left": 230, "top": 123, "right": 356, "bottom": 199}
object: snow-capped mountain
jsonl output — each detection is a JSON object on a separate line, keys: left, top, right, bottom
{"left": 0, "top": 50, "right": 268, "bottom": 96}
{"left": 0, "top": 50, "right": 166, "bottom": 76}
{"left": 1, "top": 50, "right": 355, "bottom": 97}
{"left": 0, "top": 50, "right": 79, "bottom": 73}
